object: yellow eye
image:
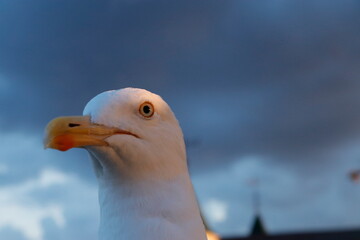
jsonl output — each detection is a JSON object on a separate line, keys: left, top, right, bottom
{"left": 139, "top": 102, "right": 154, "bottom": 118}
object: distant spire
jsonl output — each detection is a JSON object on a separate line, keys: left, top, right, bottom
{"left": 251, "top": 178, "right": 260, "bottom": 216}
{"left": 251, "top": 215, "right": 266, "bottom": 236}
{"left": 249, "top": 178, "right": 267, "bottom": 236}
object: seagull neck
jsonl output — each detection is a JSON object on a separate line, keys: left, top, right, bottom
{"left": 97, "top": 173, "right": 206, "bottom": 240}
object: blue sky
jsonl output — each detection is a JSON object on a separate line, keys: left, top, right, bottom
{"left": 1, "top": 1, "right": 360, "bottom": 239}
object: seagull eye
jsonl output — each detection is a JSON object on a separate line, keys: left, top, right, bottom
{"left": 139, "top": 102, "right": 154, "bottom": 118}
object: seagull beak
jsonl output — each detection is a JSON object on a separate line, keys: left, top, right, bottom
{"left": 44, "top": 115, "right": 135, "bottom": 151}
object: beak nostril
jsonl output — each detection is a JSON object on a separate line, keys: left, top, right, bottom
{"left": 68, "top": 123, "right": 81, "bottom": 128}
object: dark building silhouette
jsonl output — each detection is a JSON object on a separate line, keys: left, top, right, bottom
{"left": 250, "top": 215, "right": 266, "bottom": 236}
{"left": 222, "top": 228, "right": 360, "bottom": 240}
{"left": 222, "top": 217, "right": 360, "bottom": 240}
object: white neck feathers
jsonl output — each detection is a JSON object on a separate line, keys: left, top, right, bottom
{"left": 98, "top": 174, "right": 206, "bottom": 240}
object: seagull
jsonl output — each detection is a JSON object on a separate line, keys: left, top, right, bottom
{"left": 44, "top": 88, "right": 207, "bottom": 240}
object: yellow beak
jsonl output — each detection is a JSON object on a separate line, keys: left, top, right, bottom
{"left": 44, "top": 115, "right": 137, "bottom": 151}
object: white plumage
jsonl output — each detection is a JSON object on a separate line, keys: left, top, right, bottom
{"left": 45, "top": 88, "right": 207, "bottom": 240}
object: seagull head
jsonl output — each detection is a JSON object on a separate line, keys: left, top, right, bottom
{"left": 44, "top": 88, "right": 187, "bottom": 181}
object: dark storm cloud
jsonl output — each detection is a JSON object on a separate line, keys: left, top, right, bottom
{"left": 1, "top": 1, "right": 360, "bottom": 238}
{"left": 1, "top": 0, "right": 360, "bottom": 173}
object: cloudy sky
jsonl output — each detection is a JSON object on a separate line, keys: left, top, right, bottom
{"left": 1, "top": 0, "right": 360, "bottom": 239}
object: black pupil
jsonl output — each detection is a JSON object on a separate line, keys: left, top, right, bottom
{"left": 143, "top": 105, "right": 151, "bottom": 114}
